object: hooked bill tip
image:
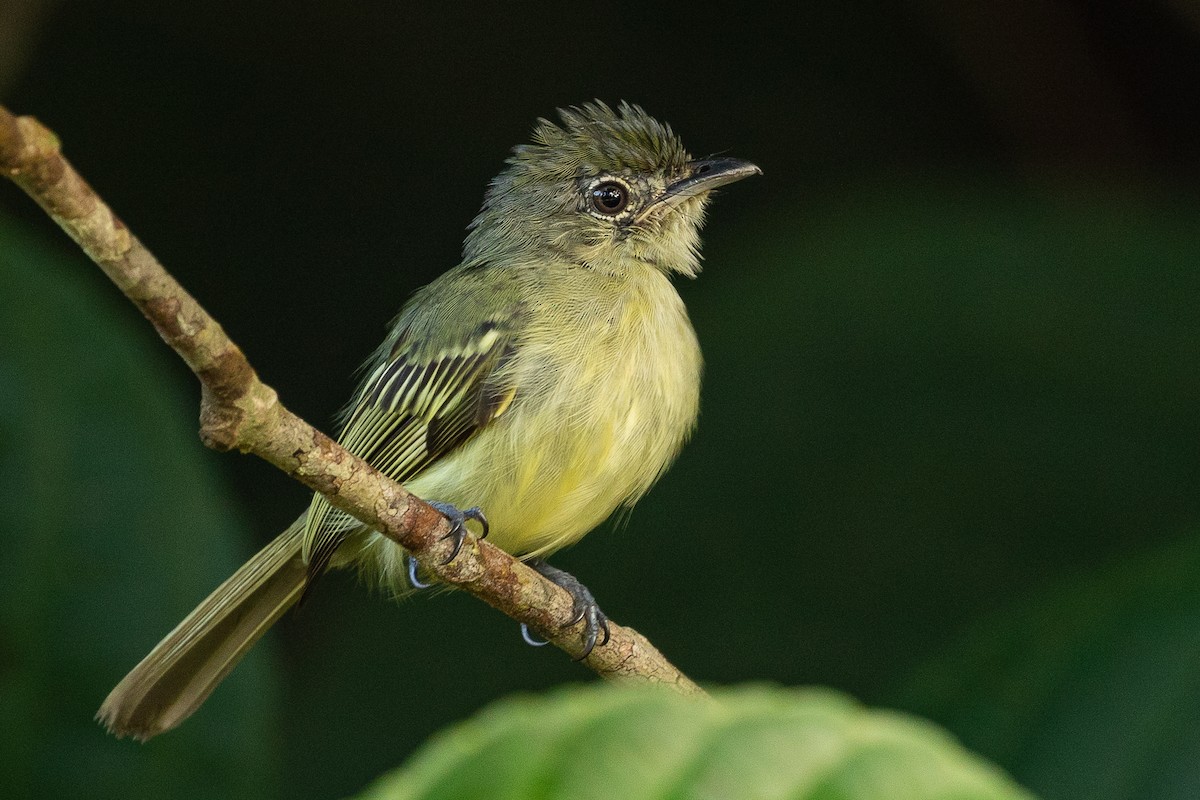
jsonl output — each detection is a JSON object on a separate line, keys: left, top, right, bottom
{"left": 659, "top": 158, "right": 761, "bottom": 205}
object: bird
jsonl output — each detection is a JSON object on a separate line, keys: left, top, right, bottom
{"left": 97, "top": 101, "right": 759, "bottom": 741}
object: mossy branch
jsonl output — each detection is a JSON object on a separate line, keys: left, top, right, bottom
{"left": 0, "top": 104, "right": 703, "bottom": 696}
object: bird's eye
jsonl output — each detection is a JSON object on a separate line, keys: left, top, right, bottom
{"left": 590, "top": 182, "right": 629, "bottom": 215}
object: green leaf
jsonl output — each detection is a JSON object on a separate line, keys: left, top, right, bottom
{"left": 354, "top": 684, "right": 1035, "bottom": 800}
{"left": 893, "top": 534, "right": 1200, "bottom": 800}
{"left": 0, "top": 214, "right": 280, "bottom": 799}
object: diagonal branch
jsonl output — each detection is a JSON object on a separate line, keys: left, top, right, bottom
{"left": 0, "top": 104, "right": 703, "bottom": 696}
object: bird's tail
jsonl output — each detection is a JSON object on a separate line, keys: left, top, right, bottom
{"left": 97, "top": 520, "right": 308, "bottom": 741}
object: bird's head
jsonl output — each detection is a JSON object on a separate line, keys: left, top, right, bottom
{"left": 463, "top": 101, "right": 759, "bottom": 277}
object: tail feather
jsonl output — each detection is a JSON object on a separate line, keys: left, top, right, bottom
{"left": 97, "top": 522, "right": 307, "bottom": 741}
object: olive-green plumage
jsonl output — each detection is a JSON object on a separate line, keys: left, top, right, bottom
{"left": 98, "top": 101, "right": 759, "bottom": 740}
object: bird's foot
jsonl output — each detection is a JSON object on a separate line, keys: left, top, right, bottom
{"left": 525, "top": 558, "right": 611, "bottom": 660}
{"left": 405, "top": 501, "right": 488, "bottom": 589}
{"left": 428, "top": 501, "right": 489, "bottom": 564}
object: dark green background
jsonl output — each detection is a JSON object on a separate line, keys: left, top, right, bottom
{"left": 2, "top": 2, "right": 1199, "bottom": 798}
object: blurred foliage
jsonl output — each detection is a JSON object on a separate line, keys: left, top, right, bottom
{"left": 357, "top": 684, "right": 1034, "bottom": 800}
{"left": 896, "top": 533, "right": 1200, "bottom": 800}
{"left": 620, "top": 180, "right": 1200, "bottom": 800}
{"left": 641, "top": 179, "right": 1200, "bottom": 688}
{"left": 0, "top": 214, "right": 281, "bottom": 799}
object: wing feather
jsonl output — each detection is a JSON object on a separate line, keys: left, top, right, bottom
{"left": 300, "top": 315, "right": 518, "bottom": 582}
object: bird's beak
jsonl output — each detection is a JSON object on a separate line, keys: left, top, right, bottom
{"left": 656, "top": 158, "right": 762, "bottom": 210}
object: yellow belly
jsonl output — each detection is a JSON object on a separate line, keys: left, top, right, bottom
{"left": 357, "top": 267, "right": 702, "bottom": 592}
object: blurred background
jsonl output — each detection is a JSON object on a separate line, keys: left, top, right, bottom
{"left": 2, "top": 2, "right": 1199, "bottom": 798}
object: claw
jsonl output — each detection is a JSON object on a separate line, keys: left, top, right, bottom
{"left": 464, "top": 506, "right": 489, "bottom": 540}
{"left": 407, "top": 554, "right": 433, "bottom": 589}
{"left": 525, "top": 558, "right": 610, "bottom": 660}
{"left": 520, "top": 623, "right": 549, "bottom": 647}
{"left": 571, "top": 605, "right": 611, "bottom": 661}
{"left": 428, "top": 502, "right": 488, "bottom": 565}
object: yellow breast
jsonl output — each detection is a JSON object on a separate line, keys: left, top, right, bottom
{"left": 356, "top": 263, "right": 701, "bottom": 591}
{"left": 439, "top": 266, "right": 697, "bottom": 544}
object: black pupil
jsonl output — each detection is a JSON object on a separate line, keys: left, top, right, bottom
{"left": 593, "top": 183, "right": 626, "bottom": 213}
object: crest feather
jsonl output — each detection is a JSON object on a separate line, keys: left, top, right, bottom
{"left": 514, "top": 100, "right": 690, "bottom": 176}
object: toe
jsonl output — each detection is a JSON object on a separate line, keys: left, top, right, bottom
{"left": 572, "top": 604, "right": 610, "bottom": 661}
{"left": 428, "top": 501, "right": 470, "bottom": 564}
{"left": 463, "top": 507, "right": 489, "bottom": 539}
{"left": 440, "top": 525, "right": 467, "bottom": 564}
{"left": 520, "top": 623, "right": 550, "bottom": 647}
{"left": 407, "top": 554, "right": 433, "bottom": 589}
{"left": 525, "top": 558, "right": 612, "bottom": 660}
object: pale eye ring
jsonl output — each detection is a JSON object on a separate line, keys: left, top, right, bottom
{"left": 590, "top": 181, "right": 629, "bottom": 215}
